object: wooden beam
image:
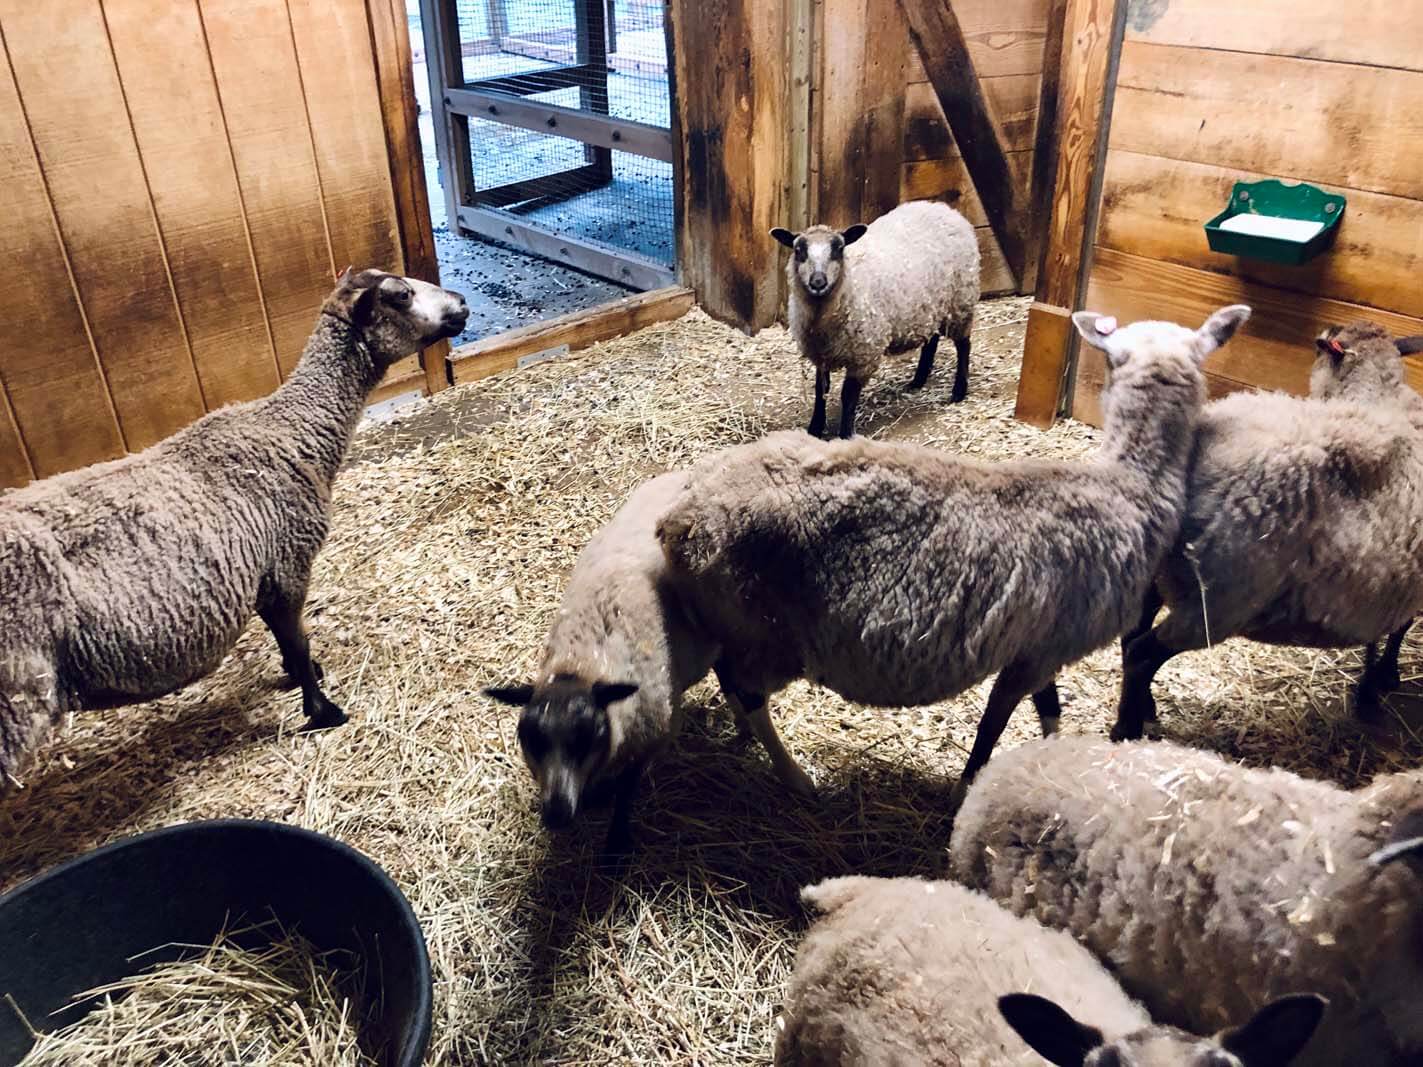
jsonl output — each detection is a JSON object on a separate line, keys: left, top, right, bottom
{"left": 898, "top": 0, "right": 1027, "bottom": 281}
{"left": 448, "top": 286, "right": 695, "bottom": 385}
{"left": 444, "top": 87, "right": 673, "bottom": 163}
{"left": 418, "top": 0, "right": 471, "bottom": 231}
{"left": 1012, "top": 0, "right": 1123, "bottom": 428}
{"left": 1019, "top": 0, "right": 1067, "bottom": 294}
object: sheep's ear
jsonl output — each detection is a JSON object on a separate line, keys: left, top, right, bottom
{"left": 1071, "top": 310, "right": 1116, "bottom": 352}
{"left": 1315, "top": 334, "right": 1345, "bottom": 364}
{"left": 1193, "top": 304, "right": 1252, "bottom": 363}
{"left": 841, "top": 223, "right": 868, "bottom": 246}
{"left": 1368, "top": 806, "right": 1423, "bottom": 873}
{"left": 484, "top": 684, "right": 535, "bottom": 707}
{"left": 997, "top": 994, "right": 1103, "bottom": 1067}
{"left": 770, "top": 228, "right": 797, "bottom": 249}
{"left": 1395, "top": 335, "right": 1423, "bottom": 356}
{"left": 592, "top": 681, "right": 638, "bottom": 708}
{"left": 1219, "top": 994, "right": 1327, "bottom": 1067}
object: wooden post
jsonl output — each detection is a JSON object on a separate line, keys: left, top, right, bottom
{"left": 1012, "top": 0, "right": 1124, "bottom": 428}
{"left": 1019, "top": 0, "right": 1067, "bottom": 295}
{"left": 898, "top": 0, "right": 1028, "bottom": 282}
{"left": 418, "top": 0, "right": 473, "bottom": 232}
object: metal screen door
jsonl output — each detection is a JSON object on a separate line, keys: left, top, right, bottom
{"left": 419, "top": 0, "right": 676, "bottom": 290}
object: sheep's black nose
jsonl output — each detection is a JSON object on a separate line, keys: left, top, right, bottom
{"left": 808, "top": 272, "right": 828, "bottom": 293}
{"left": 541, "top": 795, "right": 575, "bottom": 830}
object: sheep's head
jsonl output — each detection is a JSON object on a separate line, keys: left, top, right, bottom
{"left": 484, "top": 676, "right": 638, "bottom": 830}
{"left": 999, "top": 992, "right": 1325, "bottom": 1067}
{"left": 322, "top": 267, "right": 468, "bottom": 369}
{"left": 1072, "top": 305, "right": 1251, "bottom": 384}
{"left": 1310, "top": 320, "right": 1419, "bottom": 401}
{"left": 771, "top": 223, "right": 867, "bottom": 299}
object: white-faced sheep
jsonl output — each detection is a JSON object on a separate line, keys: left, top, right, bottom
{"left": 1113, "top": 320, "right": 1423, "bottom": 740}
{"left": 655, "top": 306, "right": 1250, "bottom": 803}
{"left": 950, "top": 735, "right": 1423, "bottom": 1067}
{"left": 0, "top": 268, "right": 468, "bottom": 781}
{"left": 776, "top": 874, "right": 1326, "bottom": 1066}
{"left": 770, "top": 199, "right": 980, "bottom": 439}
{"left": 484, "top": 473, "right": 815, "bottom": 857}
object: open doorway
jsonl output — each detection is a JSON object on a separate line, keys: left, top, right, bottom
{"left": 407, "top": 0, "right": 676, "bottom": 347}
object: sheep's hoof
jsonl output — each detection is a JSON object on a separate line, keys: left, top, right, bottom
{"left": 805, "top": 422, "right": 826, "bottom": 439}
{"left": 1109, "top": 721, "right": 1144, "bottom": 743}
{"left": 1354, "top": 689, "right": 1386, "bottom": 724}
{"left": 782, "top": 765, "right": 818, "bottom": 800}
{"left": 303, "top": 701, "right": 349, "bottom": 731}
{"left": 908, "top": 375, "right": 930, "bottom": 391}
{"left": 950, "top": 383, "right": 968, "bottom": 403}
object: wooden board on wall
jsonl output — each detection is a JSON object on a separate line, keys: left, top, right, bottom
{"left": 904, "top": 0, "right": 1049, "bottom": 79}
{"left": 903, "top": 76, "right": 1041, "bottom": 162}
{"left": 0, "top": 18, "right": 125, "bottom": 477}
{"left": 200, "top": 0, "right": 335, "bottom": 377}
{"left": 103, "top": 0, "right": 282, "bottom": 410}
{"left": 3, "top": 0, "right": 207, "bottom": 452}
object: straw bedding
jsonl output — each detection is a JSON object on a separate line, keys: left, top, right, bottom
{"left": 1, "top": 298, "right": 1420, "bottom": 1064}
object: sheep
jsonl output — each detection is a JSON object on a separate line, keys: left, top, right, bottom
{"left": 949, "top": 734, "right": 1423, "bottom": 1067}
{"left": 776, "top": 874, "right": 1326, "bottom": 1066}
{"left": 0, "top": 268, "right": 468, "bottom": 781}
{"left": 770, "top": 199, "right": 980, "bottom": 440}
{"left": 655, "top": 306, "right": 1251, "bottom": 804}
{"left": 484, "top": 472, "right": 815, "bottom": 858}
{"left": 1113, "top": 320, "right": 1423, "bottom": 739}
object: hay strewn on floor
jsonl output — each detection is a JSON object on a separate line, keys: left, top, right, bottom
{"left": 2, "top": 299, "right": 1421, "bottom": 1065}
{"left": 17, "top": 921, "right": 370, "bottom": 1066}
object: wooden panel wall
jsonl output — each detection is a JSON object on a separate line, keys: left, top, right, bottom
{"left": 0, "top": 0, "right": 438, "bottom": 489}
{"left": 1070, "top": 0, "right": 1423, "bottom": 422}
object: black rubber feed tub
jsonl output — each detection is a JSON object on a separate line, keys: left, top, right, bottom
{"left": 0, "top": 820, "right": 431, "bottom": 1067}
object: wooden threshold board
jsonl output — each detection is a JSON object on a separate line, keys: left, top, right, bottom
{"left": 447, "top": 286, "right": 695, "bottom": 386}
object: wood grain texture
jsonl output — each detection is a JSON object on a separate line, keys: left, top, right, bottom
{"left": 103, "top": 0, "right": 280, "bottom": 410}
{"left": 0, "top": 17, "right": 126, "bottom": 479}
{"left": 903, "top": 75, "right": 1041, "bottom": 161}
{"left": 1123, "top": 0, "right": 1419, "bottom": 73}
{"left": 201, "top": 0, "right": 333, "bottom": 377}
{"left": 1012, "top": 0, "right": 1120, "bottom": 427}
{"left": 1071, "top": 247, "right": 1423, "bottom": 423}
{"left": 904, "top": 0, "right": 1049, "bottom": 79}
{"left": 0, "top": 373, "right": 33, "bottom": 488}
{"left": 368, "top": 0, "right": 449, "bottom": 393}
{"left": 900, "top": 0, "right": 1027, "bottom": 281}
{"left": 672, "top": 0, "right": 787, "bottom": 330}
{"left": 449, "top": 287, "right": 695, "bottom": 384}
{"left": 4, "top": 0, "right": 206, "bottom": 451}
{"left": 1110, "top": 41, "right": 1423, "bottom": 202}
{"left": 1019, "top": 0, "right": 1066, "bottom": 293}
{"left": 1097, "top": 149, "right": 1423, "bottom": 321}
{"left": 900, "top": 151, "right": 1034, "bottom": 223}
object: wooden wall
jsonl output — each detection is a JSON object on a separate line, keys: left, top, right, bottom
{"left": 1067, "top": 0, "right": 1423, "bottom": 422}
{"left": 0, "top": 0, "right": 439, "bottom": 489}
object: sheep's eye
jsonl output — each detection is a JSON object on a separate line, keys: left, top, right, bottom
{"left": 386, "top": 285, "right": 413, "bottom": 307}
{"left": 794, "top": 242, "right": 807, "bottom": 262}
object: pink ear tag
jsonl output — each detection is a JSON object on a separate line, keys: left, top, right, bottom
{"left": 1095, "top": 316, "right": 1118, "bottom": 335}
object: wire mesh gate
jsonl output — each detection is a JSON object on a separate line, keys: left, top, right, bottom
{"left": 419, "top": 0, "right": 676, "bottom": 291}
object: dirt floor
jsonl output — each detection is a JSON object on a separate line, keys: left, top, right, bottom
{"left": 4, "top": 298, "right": 1422, "bottom": 1065}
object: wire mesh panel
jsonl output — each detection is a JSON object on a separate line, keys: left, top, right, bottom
{"left": 432, "top": 0, "right": 675, "bottom": 286}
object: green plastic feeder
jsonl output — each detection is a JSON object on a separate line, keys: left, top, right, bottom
{"left": 1203, "top": 179, "right": 1346, "bottom": 265}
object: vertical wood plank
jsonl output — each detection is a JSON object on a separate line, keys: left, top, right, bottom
{"left": 420, "top": 0, "right": 474, "bottom": 230}
{"left": 102, "top": 0, "right": 281, "bottom": 410}
{"left": 199, "top": 0, "right": 334, "bottom": 377}
{"left": 368, "top": 0, "right": 450, "bottom": 394}
{"left": 2, "top": 0, "right": 207, "bottom": 452}
{"left": 859, "top": 0, "right": 909, "bottom": 221}
{"left": 815, "top": 0, "right": 868, "bottom": 226}
{"left": 0, "top": 376, "right": 34, "bottom": 489}
{"left": 1012, "top": 0, "right": 1121, "bottom": 428}
{"left": 1019, "top": 0, "right": 1066, "bottom": 293}
{"left": 0, "top": 21, "right": 126, "bottom": 477}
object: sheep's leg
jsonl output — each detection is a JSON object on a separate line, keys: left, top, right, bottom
{"left": 1115, "top": 613, "right": 1206, "bottom": 740}
{"left": 951, "top": 335, "right": 970, "bottom": 402}
{"left": 838, "top": 376, "right": 864, "bottom": 439}
{"left": 717, "top": 669, "right": 815, "bottom": 797}
{"left": 1031, "top": 682, "right": 1062, "bottom": 736}
{"left": 603, "top": 758, "right": 646, "bottom": 861}
{"left": 952, "top": 663, "right": 1036, "bottom": 809}
{"left": 807, "top": 367, "right": 830, "bottom": 438}
{"left": 1120, "top": 585, "right": 1165, "bottom": 722}
{"left": 1357, "top": 619, "right": 1413, "bottom": 720}
{"left": 909, "top": 334, "right": 938, "bottom": 389}
{"left": 259, "top": 598, "right": 347, "bottom": 730}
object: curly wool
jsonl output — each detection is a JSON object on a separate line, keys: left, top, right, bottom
{"left": 949, "top": 736, "right": 1423, "bottom": 1066}
{"left": 776, "top": 876, "right": 1150, "bottom": 1066}
{"left": 531, "top": 472, "right": 718, "bottom": 774}
{"left": 0, "top": 299, "right": 391, "bottom": 777}
{"left": 786, "top": 200, "right": 979, "bottom": 382}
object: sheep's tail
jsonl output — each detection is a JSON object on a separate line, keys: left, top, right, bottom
{"left": 800, "top": 876, "right": 880, "bottom": 915}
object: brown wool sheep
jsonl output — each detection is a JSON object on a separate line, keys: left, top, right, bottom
{"left": 1114, "top": 321, "right": 1423, "bottom": 738}
{"left": 776, "top": 875, "right": 1325, "bottom": 1066}
{"left": 656, "top": 307, "right": 1250, "bottom": 803}
{"left": 0, "top": 269, "right": 468, "bottom": 780}
{"left": 771, "top": 199, "right": 980, "bottom": 439}
{"left": 950, "top": 735, "right": 1423, "bottom": 1067}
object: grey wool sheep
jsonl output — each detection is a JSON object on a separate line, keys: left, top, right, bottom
{"left": 771, "top": 199, "right": 980, "bottom": 439}
{"left": 1114, "top": 320, "right": 1423, "bottom": 739}
{"left": 485, "top": 473, "right": 815, "bottom": 857}
{"left": 950, "top": 735, "right": 1423, "bottom": 1067}
{"left": 776, "top": 874, "right": 1326, "bottom": 1067}
{"left": 0, "top": 268, "right": 468, "bottom": 781}
{"left": 656, "top": 306, "right": 1251, "bottom": 802}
